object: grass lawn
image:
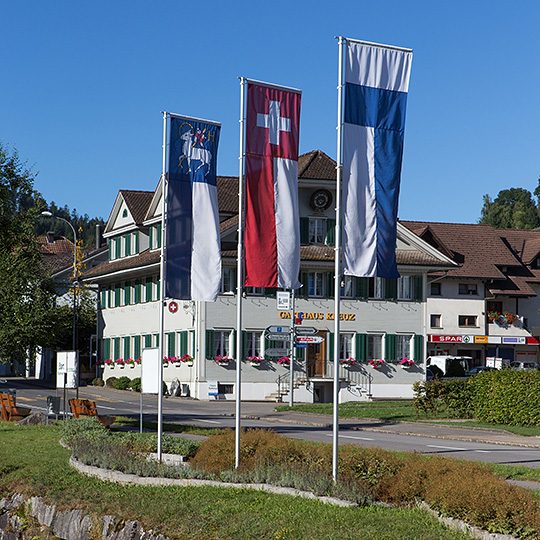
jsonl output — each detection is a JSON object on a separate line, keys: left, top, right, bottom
{"left": 276, "top": 401, "right": 540, "bottom": 437}
{"left": 0, "top": 421, "right": 474, "bottom": 540}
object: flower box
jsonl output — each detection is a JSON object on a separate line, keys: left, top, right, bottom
{"left": 369, "top": 359, "right": 384, "bottom": 369}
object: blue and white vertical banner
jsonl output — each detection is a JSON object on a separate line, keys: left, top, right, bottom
{"left": 166, "top": 114, "right": 221, "bottom": 301}
{"left": 341, "top": 39, "right": 412, "bottom": 278}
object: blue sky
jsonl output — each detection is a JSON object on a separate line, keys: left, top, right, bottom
{"left": 3, "top": 1, "right": 540, "bottom": 223}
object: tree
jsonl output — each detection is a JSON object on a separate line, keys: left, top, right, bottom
{"left": 479, "top": 186, "right": 540, "bottom": 229}
{"left": 0, "top": 144, "right": 57, "bottom": 369}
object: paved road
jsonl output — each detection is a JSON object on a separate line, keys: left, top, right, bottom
{"left": 5, "top": 377, "right": 540, "bottom": 469}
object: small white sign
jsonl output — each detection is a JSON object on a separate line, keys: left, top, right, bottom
{"left": 208, "top": 380, "right": 219, "bottom": 396}
{"left": 56, "top": 351, "right": 78, "bottom": 389}
{"left": 142, "top": 348, "right": 160, "bottom": 394}
{"left": 276, "top": 291, "right": 291, "bottom": 311}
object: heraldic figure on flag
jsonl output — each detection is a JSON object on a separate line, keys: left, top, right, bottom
{"left": 166, "top": 115, "right": 221, "bottom": 302}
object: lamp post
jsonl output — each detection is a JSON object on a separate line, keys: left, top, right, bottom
{"left": 41, "top": 211, "right": 78, "bottom": 397}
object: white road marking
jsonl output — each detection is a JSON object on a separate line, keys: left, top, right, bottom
{"left": 427, "top": 444, "right": 467, "bottom": 451}
{"left": 198, "top": 419, "right": 220, "bottom": 424}
{"left": 325, "top": 433, "right": 375, "bottom": 441}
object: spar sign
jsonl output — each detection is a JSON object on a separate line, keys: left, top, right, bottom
{"left": 428, "top": 335, "right": 475, "bottom": 343}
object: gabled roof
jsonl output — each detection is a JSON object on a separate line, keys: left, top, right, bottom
{"left": 104, "top": 190, "right": 154, "bottom": 235}
{"left": 298, "top": 150, "right": 336, "bottom": 181}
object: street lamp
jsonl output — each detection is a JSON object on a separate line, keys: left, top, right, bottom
{"left": 41, "top": 211, "right": 78, "bottom": 394}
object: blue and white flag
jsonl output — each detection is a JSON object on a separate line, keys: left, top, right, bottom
{"left": 342, "top": 39, "right": 412, "bottom": 278}
{"left": 166, "top": 115, "right": 221, "bottom": 301}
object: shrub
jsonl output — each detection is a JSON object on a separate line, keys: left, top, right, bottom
{"left": 113, "top": 376, "right": 132, "bottom": 390}
{"left": 91, "top": 377, "right": 104, "bottom": 387}
{"left": 129, "top": 377, "right": 141, "bottom": 392}
{"left": 61, "top": 416, "right": 109, "bottom": 446}
{"left": 105, "top": 376, "right": 117, "bottom": 388}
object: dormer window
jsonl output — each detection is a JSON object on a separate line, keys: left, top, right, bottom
{"left": 122, "top": 209, "right": 128, "bottom": 218}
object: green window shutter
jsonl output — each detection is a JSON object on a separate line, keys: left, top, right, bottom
{"left": 355, "top": 333, "right": 368, "bottom": 362}
{"left": 241, "top": 331, "right": 247, "bottom": 360}
{"left": 144, "top": 334, "right": 152, "bottom": 348}
{"left": 413, "top": 275, "right": 423, "bottom": 302}
{"left": 296, "top": 346, "right": 305, "bottom": 361}
{"left": 103, "top": 338, "right": 110, "bottom": 361}
{"left": 385, "top": 334, "right": 397, "bottom": 362}
{"left": 192, "top": 331, "right": 196, "bottom": 355}
{"left": 145, "top": 278, "right": 152, "bottom": 302}
{"left": 326, "top": 219, "right": 336, "bottom": 246}
{"left": 133, "top": 336, "right": 141, "bottom": 359}
{"left": 157, "top": 223, "right": 162, "bottom": 248}
{"left": 179, "top": 331, "right": 188, "bottom": 356}
{"left": 134, "top": 280, "right": 141, "bottom": 304}
{"left": 124, "top": 234, "right": 131, "bottom": 256}
{"left": 115, "top": 237, "right": 121, "bottom": 259}
{"left": 328, "top": 332, "right": 334, "bottom": 361}
{"left": 205, "top": 330, "right": 215, "bottom": 359}
{"left": 265, "top": 287, "right": 277, "bottom": 298}
{"left": 300, "top": 217, "right": 309, "bottom": 244}
{"left": 124, "top": 283, "right": 131, "bottom": 305}
{"left": 157, "top": 277, "right": 161, "bottom": 300}
{"left": 414, "top": 335, "right": 424, "bottom": 363}
{"left": 298, "top": 272, "right": 309, "bottom": 298}
{"left": 326, "top": 273, "right": 334, "bottom": 299}
{"left": 134, "top": 231, "right": 139, "bottom": 254}
{"left": 114, "top": 285, "right": 121, "bottom": 307}
{"left": 123, "top": 336, "right": 130, "bottom": 360}
{"left": 355, "top": 278, "right": 368, "bottom": 300}
{"left": 385, "top": 279, "right": 398, "bottom": 301}
{"left": 108, "top": 239, "right": 112, "bottom": 261}
{"left": 114, "top": 337, "right": 121, "bottom": 360}
{"left": 167, "top": 332, "right": 176, "bottom": 357}
{"left": 100, "top": 288, "right": 107, "bottom": 308}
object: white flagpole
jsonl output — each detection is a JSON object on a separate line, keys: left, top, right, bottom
{"left": 157, "top": 111, "right": 168, "bottom": 461}
{"left": 332, "top": 36, "right": 346, "bottom": 482}
{"left": 235, "top": 77, "right": 247, "bottom": 469}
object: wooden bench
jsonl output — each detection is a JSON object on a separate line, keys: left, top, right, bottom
{"left": 0, "top": 393, "right": 32, "bottom": 422}
{"left": 69, "top": 398, "right": 115, "bottom": 427}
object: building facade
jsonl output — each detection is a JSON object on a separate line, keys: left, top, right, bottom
{"left": 84, "top": 151, "right": 458, "bottom": 402}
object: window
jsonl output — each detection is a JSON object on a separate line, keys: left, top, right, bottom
{"left": 123, "top": 336, "right": 131, "bottom": 360}
{"left": 245, "top": 287, "right": 263, "bottom": 296}
{"left": 245, "top": 331, "right": 262, "bottom": 357}
{"left": 133, "top": 336, "right": 141, "bottom": 359}
{"left": 459, "top": 315, "right": 478, "bottom": 327}
{"left": 459, "top": 283, "right": 478, "bottom": 295}
{"left": 309, "top": 219, "right": 325, "bottom": 244}
{"left": 214, "top": 330, "right": 231, "bottom": 357}
{"left": 340, "top": 276, "right": 354, "bottom": 298}
{"left": 144, "top": 334, "right": 152, "bottom": 348}
{"left": 430, "top": 314, "right": 442, "bottom": 328}
{"left": 308, "top": 272, "right": 325, "bottom": 297}
{"left": 397, "top": 335, "right": 412, "bottom": 361}
{"left": 367, "top": 334, "right": 383, "bottom": 361}
{"left": 398, "top": 276, "right": 413, "bottom": 300}
{"left": 220, "top": 268, "right": 236, "bottom": 294}
{"left": 100, "top": 288, "right": 107, "bottom": 308}
{"left": 340, "top": 333, "right": 353, "bottom": 360}
{"left": 430, "top": 282, "right": 442, "bottom": 296}
{"left": 150, "top": 224, "right": 162, "bottom": 250}
{"left": 368, "top": 278, "right": 385, "bottom": 299}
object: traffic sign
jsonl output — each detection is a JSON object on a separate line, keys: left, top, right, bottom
{"left": 266, "top": 333, "right": 291, "bottom": 341}
{"left": 295, "top": 335, "right": 325, "bottom": 344}
{"left": 266, "top": 326, "right": 289, "bottom": 334}
{"left": 265, "top": 348, "right": 289, "bottom": 357}
{"left": 294, "top": 326, "right": 318, "bottom": 336}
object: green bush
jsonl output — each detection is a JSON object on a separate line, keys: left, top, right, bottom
{"left": 129, "top": 377, "right": 141, "bottom": 392}
{"left": 61, "top": 416, "right": 109, "bottom": 446}
{"left": 113, "top": 376, "right": 132, "bottom": 390}
{"left": 105, "top": 376, "right": 117, "bottom": 388}
{"left": 91, "top": 377, "right": 104, "bottom": 387}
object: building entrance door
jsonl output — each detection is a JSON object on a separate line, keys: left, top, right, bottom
{"left": 307, "top": 331, "right": 326, "bottom": 378}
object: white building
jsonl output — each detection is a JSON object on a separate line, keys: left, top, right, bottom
{"left": 84, "top": 150, "right": 458, "bottom": 402}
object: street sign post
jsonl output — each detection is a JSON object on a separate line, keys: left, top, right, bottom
{"left": 295, "top": 335, "right": 325, "bottom": 344}
{"left": 265, "top": 348, "right": 289, "bottom": 357}
{"left": 266, "top": 326, "right": 289, "bottom": 334}
{"left": 294, "top": 326, "right": 318, "bottom": 336}
{"left": 266, "top": 333, "right": 291, "bottom": 341}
